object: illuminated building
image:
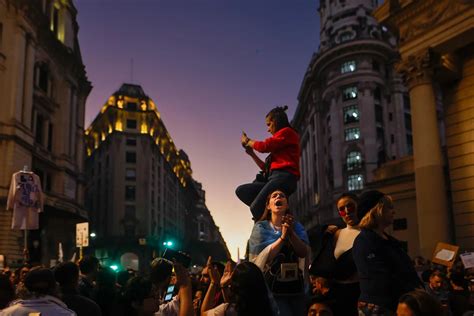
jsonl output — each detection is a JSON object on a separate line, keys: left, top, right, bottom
{"left": 85, "top": 83, "right": 229, "bottom": 268}
{"left": 0, "top": 0, "right": 91, "bottom": 265}
{"left": 291, "top": 0, "right": 413, "bottom": 229}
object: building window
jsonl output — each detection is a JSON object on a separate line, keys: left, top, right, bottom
{"left": 126, "top": 168, "right": 136, "bottom": 180}
{"left": 348, "top": 174, "right": 364, "bottom": 191}
{"left": 389, "top": 112, "right": 393, "bottom": 121}
{"left": 35, "top": 113, "right": 45, "bottom": 145}
{"left": 374, "top": 87, "right": 381, "bottom": 104}
{"left": 47, "top": 122, "right": 53, "bottom": 151}
{"left": 341, "top": 61, "right": 356, "bottom": 74}
{"left": 36, "top": 64, "right": 50, "bottom": 94}
{"left": 346, "top": 151, "right": 362, "bottom": 171}
{"left": 393, "top": 218, "right": 408, "bottom": 231}
{"left": 391, "top": 134, "right": 395, "bottom": 144}
{"left": 342, "top": 86, "right": 358, "bottom": 101}
{"left": 375, "top": 105, "right": 383, "bottom": 124}
{"left": 376, "top": 126, "right": 384, "bottom": 140}
{"left": 126, "top": 119, "right": 137, "bottom": 129}
{"left": 403, "top": 95, "right": 411, "bottom": 112}
{"left": 345, "top": 127, "right": 360, "bottom": 141}
{"left": 339, "top": 31, "right": 353, "bottom": 42}
{"left": 404, "top": 113, "right": 412, "bottom": 131}
{"left": 126, "top": 102, "right": 137, "bottom": 111}
{"left": 125, "top": 185, "right": 136, "bottom": 201}
{"left": 126, "top": 138, "right": 136, "bottom": 146}
{"left": 343, "top": 105, "right": 359, "bottom": 124}
{"left": 52, "top": 6, "right": 59, "bottom": 37}
{"left": 406, "top": 134, "right": 413, "bottom": 154}
{"left": 126, "top": 151, "right": 136, "bottom": 163}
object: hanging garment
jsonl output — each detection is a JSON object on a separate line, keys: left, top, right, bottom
{"left": 6, "top": 171, "right": 44, "bottom": 229}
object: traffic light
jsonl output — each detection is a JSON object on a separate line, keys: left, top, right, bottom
{"left": 162, "top": 240, "right": 174, "bottom": 247}
{"left": 109, "top": 264, "right": 119, "bottom": 272}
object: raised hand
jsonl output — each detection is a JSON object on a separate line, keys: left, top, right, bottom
{"left": 173, "top": 261, "right": 191, "bottom": 288}
{"left": 220, "top": 261, "right": 234, "bottom": 288}
{"left": 206, "top": 256, "right": 221, "bottom": 284}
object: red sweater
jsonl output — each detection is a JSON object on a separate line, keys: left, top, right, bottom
{"left": 253, "top": 127, "right": 300, "bottom": 177}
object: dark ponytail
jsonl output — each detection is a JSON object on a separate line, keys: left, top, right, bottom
{"left": 266, "top": 105, "right": 291, "bottom": 132}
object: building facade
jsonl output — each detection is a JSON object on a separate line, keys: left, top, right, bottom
{"left": 0, "top": 0, "right": 91, "bottom": 265}
{"left": 85, "top": 83, "right": 229, "bottom": 269}
{"left": 374, "top": 0, "right": 474, "bottom": 257}
{"left": 185, "top": 181, "right": 231, "bottom": 265}
{"left": 291, "top": 0, "right": 412, "bottom": 229}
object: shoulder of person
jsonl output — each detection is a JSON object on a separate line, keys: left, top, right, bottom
{"left": 254, "top": 220, "right": 269, "bottom": 229}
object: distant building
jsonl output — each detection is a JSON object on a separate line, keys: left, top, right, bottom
{"left": 291, "top": 0, "right": 413, "bottom": 228}
{"left": 0, "top": 0, "right": 91, "bottom": 265}
{"left": 85, "top": 83, "right": 229, "bottom": 269}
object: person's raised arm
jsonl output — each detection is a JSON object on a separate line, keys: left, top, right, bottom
{"left": 241, "top": 132, "right": 265, "bottom": 170}
{"left": 201, "top": 257, "right": 221, "bottom": 315}
{"left": 174, "top": 262, "right": 193, "bottom": 316}
{"left": 219, "top": 261, "right": 234, "bottom": 303}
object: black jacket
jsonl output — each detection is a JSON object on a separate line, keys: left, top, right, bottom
{"left": 353, "top": 229, "right": 422, "bottom": 311}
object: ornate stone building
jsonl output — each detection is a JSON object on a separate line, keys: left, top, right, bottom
{"left": 291, "top": 0, "right": 413, "bottom": 230}
{"left": 374, "top": 0, "right": 474, "bottom": 257}
{"left": 0, "top": 0, "right": 91, "bottom": 265}
{"left": 85, "top": 83, "right": 229, "bottom": 268}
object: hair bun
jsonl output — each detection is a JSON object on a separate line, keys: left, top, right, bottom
{"left": 275, "top": 105, "right": 288, "bottom": 112}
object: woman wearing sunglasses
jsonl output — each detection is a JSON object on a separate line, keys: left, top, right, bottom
{"left": 310, "top": 192, "right": 367, "bottom": 316}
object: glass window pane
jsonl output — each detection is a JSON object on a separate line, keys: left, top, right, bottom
{"left": 341, "top": 61, "right": 356, "bottom": 74}
{"left": 343, "top": 105, "right": 359, "bottom": 124}
{"left": 346, "top": 151, "right": 362, "bottom": 171}
{"left": 343, "top": 86, "right": 358, "bottom": 101}
{"left": 345, "top": 127, "right": 360, "bottom": 141}
{"left": 348, "top": 174, "right": 364, "bottom": 191}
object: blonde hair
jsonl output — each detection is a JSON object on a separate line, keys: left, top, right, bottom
{"left": 358, "top": 195, "right": 393, "bottom": 230}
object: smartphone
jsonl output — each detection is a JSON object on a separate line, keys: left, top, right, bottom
{"left": 162, "top": 248, "right": 191, "bottom": 268}
{"left": 164, "top": 284, "right": 176, "bottom": 302}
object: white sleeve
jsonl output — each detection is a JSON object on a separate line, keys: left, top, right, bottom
{"left": 155, "top": 295, "right": 179, "bottom": 316}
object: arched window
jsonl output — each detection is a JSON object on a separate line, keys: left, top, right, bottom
{"left": 346, "top": 151, "right": 362, "bottom": 171}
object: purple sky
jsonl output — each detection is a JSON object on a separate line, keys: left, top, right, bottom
{"left": 76, "top": 0, "right": 320, "bottom": 260}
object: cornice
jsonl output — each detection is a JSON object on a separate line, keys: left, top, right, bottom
{"left": 376, "top": 0, "right": 472, "bottom": 45}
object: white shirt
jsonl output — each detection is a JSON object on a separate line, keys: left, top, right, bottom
{"left": 203, "top": 303, "right": 237, "bottom": 316}
{"left": 0, "top": 295, "right": 76, "bottom": 316}
{"left": 334, "top": 226, "right": 360, "bottom": 259}
{"left": 154, "top": 295, "right": 180, "bottom": 316}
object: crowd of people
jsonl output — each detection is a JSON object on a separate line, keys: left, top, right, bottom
{"left": 0, "top": 106, "right": 474, "bottom": 315}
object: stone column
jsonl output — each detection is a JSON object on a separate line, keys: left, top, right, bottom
{"left": 396, "top": 50, "right": 451, "bottom": 258}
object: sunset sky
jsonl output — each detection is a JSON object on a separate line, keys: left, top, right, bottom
{"left": 76, "top": 0, "right": 320, "bottom": 260}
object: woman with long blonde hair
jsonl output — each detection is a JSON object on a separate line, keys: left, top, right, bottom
{"left": 353, "top": 190, "right": 422, "bottom": 316}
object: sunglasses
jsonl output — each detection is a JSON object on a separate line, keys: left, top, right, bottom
{"left": 338, "top": 202, "right": 356, "bottom": 217}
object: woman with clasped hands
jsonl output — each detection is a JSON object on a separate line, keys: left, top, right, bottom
{"left": 249, "top": 189, "right": 310, "bottom": 316}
